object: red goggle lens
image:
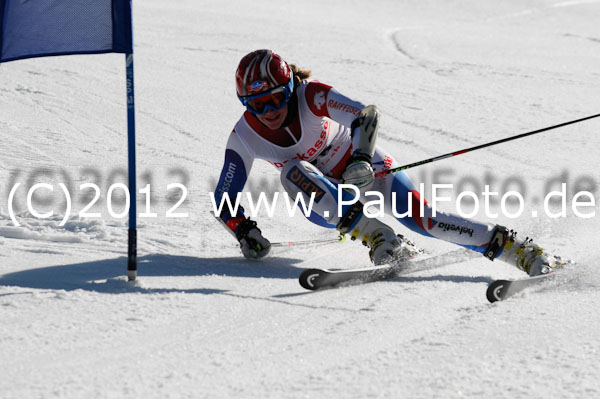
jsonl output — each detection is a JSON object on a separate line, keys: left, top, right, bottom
{"left": 247, "top": 91, "right": 287, "bottom": 114}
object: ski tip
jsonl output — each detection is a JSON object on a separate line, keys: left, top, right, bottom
{"left": 299, "top": 268, "right": 323, "bottom": 291}
{"left": 486, "top": 279, "right": 510, "bottom": 303}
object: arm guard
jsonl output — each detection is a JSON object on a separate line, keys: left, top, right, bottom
{"left": 350, "top": 104, "right": 381, "bottom": 162}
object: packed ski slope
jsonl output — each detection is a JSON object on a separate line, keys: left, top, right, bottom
{"left": 1, "top": 0, "right": 600, "bottom": 398}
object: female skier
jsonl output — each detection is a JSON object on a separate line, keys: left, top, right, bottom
{"left": 214, "top": 49, "right": 564, "bottom": 276}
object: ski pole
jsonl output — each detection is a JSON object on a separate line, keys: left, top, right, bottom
{"left": 375, "top": 112, "right": 600, "bottom": 177}
{"left": 211, "top": 210, "right": 346, "bottom": 246}
{"left": 271, "top": 235, "right": 346, "bottom": 247}
{"left": 222, "top": 236, "right": 344, "bottom": 250}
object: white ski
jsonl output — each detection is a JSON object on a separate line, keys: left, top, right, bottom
{"left": 299, "top": 249, "right": 476, "bottom": 290}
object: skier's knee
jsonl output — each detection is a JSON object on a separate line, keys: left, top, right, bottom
{"left": 280, "top": 160, "right": 324, "bottom": 197}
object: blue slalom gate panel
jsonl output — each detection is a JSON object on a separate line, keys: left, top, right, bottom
{"left": 0, "top": 0, "right": 132, "bottom": 63}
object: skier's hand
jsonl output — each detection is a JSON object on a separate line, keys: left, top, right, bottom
{"left": 236, "top": 219, "right": 271, "bottom": 259}
{"left": 342, "top": 159, "right": 374, "bottom": 190}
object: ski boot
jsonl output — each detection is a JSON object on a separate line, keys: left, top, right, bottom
{"left": 367, "top": 230, "right": 420, "bottom": 265}
{"left": 484, "top": 225, "right": 567, "bottom": 276}
{"left": 337, "top": 202, "right": 418, "bottom": 265}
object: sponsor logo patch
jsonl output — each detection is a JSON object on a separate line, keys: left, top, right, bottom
{"left": 327, "top": 100, "right": 361, "bottom": 116}
{"left": 314, "top": 91, "right": 325, "bottom": 110}
{"left": 248, "top": 80, "right": 267, "bottom": 93}
{"left": 217, "top": 162, "right": 237, "bottom": 195}
{"left": 436, "top": 222, "right": 474, "bottom": 237}
{"left": 286, "top": 166, "right": 325, "bottom": 203}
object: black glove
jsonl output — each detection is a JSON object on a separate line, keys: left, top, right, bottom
{"left": 235, "top": 219, "right": 271, "bottom": 259}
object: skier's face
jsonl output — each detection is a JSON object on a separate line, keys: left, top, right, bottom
{"left": 255, "top": 104, "right": 288, "bottom": 130}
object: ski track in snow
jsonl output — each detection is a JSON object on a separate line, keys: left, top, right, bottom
{"left": 1, "top": 0, "right": 600, "bottom": 398}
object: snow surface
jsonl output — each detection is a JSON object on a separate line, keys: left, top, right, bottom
{"left": 1, "top": 0, "right": 600, "bottom": 398}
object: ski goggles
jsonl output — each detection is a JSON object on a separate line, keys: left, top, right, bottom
{"left": 238, "top": 76, "right": 294, "bottom": 115}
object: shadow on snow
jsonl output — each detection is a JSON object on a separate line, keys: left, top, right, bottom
{"left": 0, "top": 254, "right": 305, "bottom": 294}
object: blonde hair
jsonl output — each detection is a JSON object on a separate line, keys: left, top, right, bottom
{"left": 290, "top": 64, "right": 311, "bottom": 90}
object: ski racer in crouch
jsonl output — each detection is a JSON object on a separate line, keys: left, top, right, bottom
{"left": 213, "top": 49, "right": 565, "bottom": 277}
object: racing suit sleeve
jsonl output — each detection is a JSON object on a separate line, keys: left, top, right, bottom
{"left": 303, "top": 80, "right": 365, "bottom": 128}
{"left": 213, "top": 129, "right": 254, "bottom": 233}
